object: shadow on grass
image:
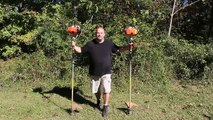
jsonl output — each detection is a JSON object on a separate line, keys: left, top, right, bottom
{"left": 117, "top": 107, "right": 129, "bottom": 115}
{"left": 33, "top": 86, "right": 96, "bottom": 114}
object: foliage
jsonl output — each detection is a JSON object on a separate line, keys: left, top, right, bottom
{"left": 0, "top": 2, "right": 43, "bottom": 58}
{"left": 0, "top": 0, "right": 212, "bottom": 89}
{"left": 171, "top": 0, "right": 212, "bottom": 43}
{"left": 10, "top": 51, "right": 71, "bottom": 87}
{"left": 0, "top": 1, "right": 212, "bottom": 119}
{"left": 164, "top": 37, "right": 213, "bottom": 80}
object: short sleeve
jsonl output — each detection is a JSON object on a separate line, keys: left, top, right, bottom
{"left": 81, "top": 42, "right": 90, "bottom": 54}
{"left": 112, "top": 42, "right": 121, "bottom": 53}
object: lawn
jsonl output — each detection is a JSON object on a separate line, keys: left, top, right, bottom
{"left": 0, "top": 82, "right": 212, "bottom": 120}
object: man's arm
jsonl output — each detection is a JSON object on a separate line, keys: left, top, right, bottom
{"left": 71, "top": 41, "right": 82, "bottom": 53}
{"left": 117, "top": 42, "right": 134, "bottom": 53}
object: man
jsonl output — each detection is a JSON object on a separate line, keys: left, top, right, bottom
{"left": 71, "top": 25, "right": 133, "bottom": 117}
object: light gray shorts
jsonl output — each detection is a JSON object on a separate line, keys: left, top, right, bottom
{"left": 90, "top": 74, "right": 111, "bottom": 94}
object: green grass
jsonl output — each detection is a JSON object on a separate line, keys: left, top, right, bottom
{"left": 0, "top": 60, "right": 213, "bottom": 120}
{"left": 0, "top": 82, "right": 212, "bottom": 120}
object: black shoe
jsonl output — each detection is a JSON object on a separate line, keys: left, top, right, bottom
{"left": 96, "top": 99, "right": 101, "bottom": 110}
{"left": 102, "top": 105, "right": 109, "bottom": 117}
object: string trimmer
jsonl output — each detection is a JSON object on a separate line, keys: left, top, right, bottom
{"left": 124, "top": 26, "right": 138, "bottom": 114}
{"left": 67, "top": 23, "right": 82, "bottom": 114}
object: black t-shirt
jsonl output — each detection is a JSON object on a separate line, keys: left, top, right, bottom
{"left": 81, "top": 39, "right": 120, "bottom": 76}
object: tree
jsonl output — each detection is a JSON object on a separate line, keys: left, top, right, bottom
{"left": 168, "top": 0, "right": 200, "bottom": 37}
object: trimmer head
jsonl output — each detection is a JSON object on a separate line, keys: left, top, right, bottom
{"left": 70, "top": 102, "right": 83, "bottom": 114}
{"left": 125, "top": 101, "right": 138, "bottom": 109}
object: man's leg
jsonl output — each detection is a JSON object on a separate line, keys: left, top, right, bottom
{"left": 101, "top": 74, "right": 111, "bottom": 117}
{"left": 103, "top": 93, "right": 109, "bottom": 106}
{"left": 95, "top": 91, "right": 101, "bottom": 100}
{"left": 95, "top": 89, "right": 102, "bottom": 110}
{"left": 91, "top": 75, "right": 102, "bottom": 109}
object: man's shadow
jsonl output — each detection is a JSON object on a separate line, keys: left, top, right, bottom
{"left": 33, "top": 86, "right": 96, "bottom": 114}
{"left": 117, "top": 107, "right": 130, "bottom": 115}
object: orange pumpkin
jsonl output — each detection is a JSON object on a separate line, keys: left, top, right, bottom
{"left": 124, "top": 26, "right": 138, "bottom": 36}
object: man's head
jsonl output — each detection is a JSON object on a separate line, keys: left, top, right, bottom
{"left": 96, "top": 25, "right": 105, "bottom": 43}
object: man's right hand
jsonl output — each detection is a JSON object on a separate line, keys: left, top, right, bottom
{"left": 71, "top": 41, "right": 76, "bottom": 50}
{"left": 71, "top": 41, "right": 82, "bottom": 53}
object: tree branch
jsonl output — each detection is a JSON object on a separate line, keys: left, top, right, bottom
{"left": 168, "top": 0, "right": 201, "bottom": 37}
{"left": 173, "top": 0, "right": 200, "bottom": 15}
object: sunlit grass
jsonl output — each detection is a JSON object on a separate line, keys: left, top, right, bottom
{"left": 0, "top": 82, "right": 212, "bottom": 120}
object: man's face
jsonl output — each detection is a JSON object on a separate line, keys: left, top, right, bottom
{"left": 96, "top": 28, "right": 105, "bottom": 42}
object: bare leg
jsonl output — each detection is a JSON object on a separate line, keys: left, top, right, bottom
{"left": 103, "top": 93, "right": 110, "bottom": 105}
{"left": 102, "top": 92, "right": 110, "bottom": 117}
